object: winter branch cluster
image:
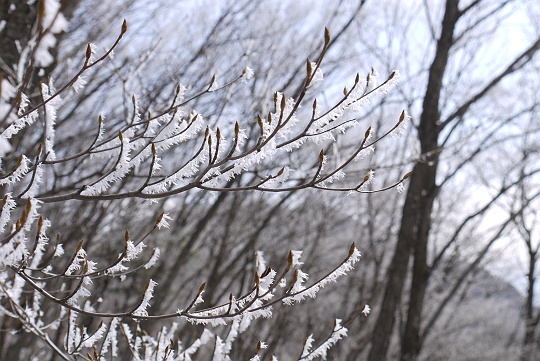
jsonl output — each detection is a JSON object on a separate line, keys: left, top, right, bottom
{"left": 0, "top": 1, "right": 409, "bottom": 360}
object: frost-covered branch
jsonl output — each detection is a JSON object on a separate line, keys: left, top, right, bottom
{"left": 0, "top": 3, "right": 409, "bottom": 359}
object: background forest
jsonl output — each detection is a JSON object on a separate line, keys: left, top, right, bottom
{"left": 1, "top": 0, "right": 539, "bottom": 360}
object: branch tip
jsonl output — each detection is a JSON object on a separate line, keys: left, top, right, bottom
{"left": 348, "top": 243, "right": 356, "bottom": 257}
{"left": 364, "top": 126, "right": 371, "bottom": 141}
{"left": 324, "top": 27, "right": 331, "bottom": 45}
{"left": 155, "top": 212, "right": 164, "bottom": 227}
{"left": 287, "top": 250, "right": 294, "bottom": 267}
{"left": 399, "top": 110, "right": 406, "bottom": 123}
{"left": 85, "top": 43, "right": 92, "bottom": 60}
{"left": 257, "top": 115, "right": 264, "bottom": 133}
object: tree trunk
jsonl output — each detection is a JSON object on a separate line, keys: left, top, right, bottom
{"left": 400, "top": 1, "right": 460, "bottom": 359}
{"left": 0, "top": 1, "right": 37, "bottom": 80}
{"left": 368, "top": 1, "right": 460, "bottom": 360}
{"left": 521, "top": 249, "right": 539, "bottom": 361}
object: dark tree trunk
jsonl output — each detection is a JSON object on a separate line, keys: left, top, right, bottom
{"left": 400, "top": 1, "right": 460, "bottom": 360}
{"left": 521, "top": 249, "right": 539, "bottom": 361}
{"left": 368, "top": 1, "right": 460, "bottom": 361}
{"left": 0, "top": 1, "right": 37, "bottom": 80}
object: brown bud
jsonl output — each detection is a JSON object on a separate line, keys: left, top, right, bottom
{"left": 287, "top": 250, "right": 294, "bottom": 267}
{"left": 257, "top": 115, "right": 264, "bottom": 132}
{"left": 75, "top": 240, "right": 83, "bottom": 254}
{"left": 399, "top": 110, "right": 406, "bottom": 124}
{"left": 292, "top": 269, "right": 299, "bottom": 284}
{"left": 121, "top": 19, "right": 128, "bottom": 34}
{"left": 324, "top": 27, "right": 330, "bottom": 45}
{"left": 25, "top": 198, "right": 32, "bottom": 213}
{"left": 37, "top": 0, "right": 45, "bottom": 28}
{"left": 154, "top": 213, "right": 164, "bottom": 228}
{"left": 261, "top": 267, "right": 271, "bottom": 278}
{"left": 16, "top": 91, "right": 23, "bottom": 108}
{"left": 16, "top": 155, "right": 23, "bottom": 168}
{"left": 348, "top": 243, "right": 356, "bottom": 257}
{"left": 85, "top": 43, "right": 92, "bottom": 60}
{"left": 306, "top": 59, "right": 313, "bottom": 78}
{"left": 364, "top": 126, "right": 371, "bottom": 141}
